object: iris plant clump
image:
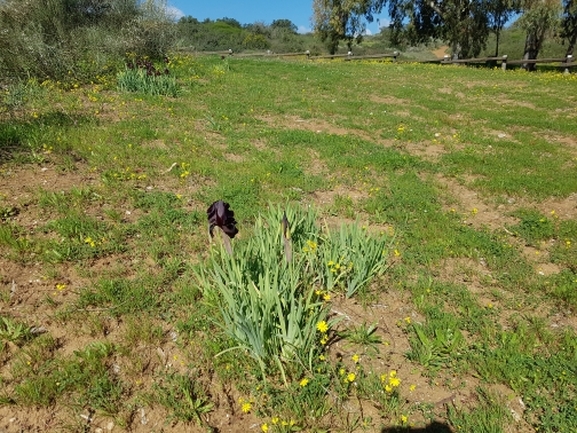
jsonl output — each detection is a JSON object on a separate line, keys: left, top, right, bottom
{"left": 196, "top": 202, "right": 392, "bottom": 382}
{"left": 116, "top": 55, "right": 179, "bottom": 97}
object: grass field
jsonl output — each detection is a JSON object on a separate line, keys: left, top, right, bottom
{"left": 1, "top": 55, "right": 577, "bottom": 433}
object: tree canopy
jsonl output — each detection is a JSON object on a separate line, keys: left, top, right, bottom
{"left": 560, "top": 0, "right": 577, "bottom": 55}
{"left": 312, "top": 0, "right": 567, "bottom": 61}
{"left": 312, "top": 0, "right": 385, "bottom": 53}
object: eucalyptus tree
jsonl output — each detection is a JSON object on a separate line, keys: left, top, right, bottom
{"left": 518, "top": 0, "right": 561, "bottom": 69}
{"left": 312, "top": 0, "right": 385, "bottom": 53}
{"left": 487, "top": 0, "right": 521, "bottom": 56}
{"left": 560, "top": 0, "right": 577, "bottom": 55}
{"left": 388, "top": 0, "right": 493, "bottom": 59}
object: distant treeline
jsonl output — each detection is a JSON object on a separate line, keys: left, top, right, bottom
{"left": 175, "top": 17, "right": 316, "bottom": 53}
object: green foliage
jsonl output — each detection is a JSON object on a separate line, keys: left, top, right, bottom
{"left": 339, "top": 322, "right": 382, "bottom": 354}
{"left": 508, "top": 208, "right": 554, "bottom": 246}
{"left": 117, "top": 67, "right": 179, "bottom": 97}
{"left": 152, "top": 372, "right": 214, "bottom": 425}
{"left": 312, "top": 0, "right": 378, "bottom": 53}
{"left": 407, "top": 314, "right": 465, "bottom": 372}
{"left": 196, "top": 204, "right": 391, "bottom": 381}
{"left": 0, "top": 316, "right": 33, "bottom": 346}
{"left": 11, "top": 339, "right": 123, "bottom": 411}
{"left": 447, "top": 388, "right": 511, "bottom": 433}
{"left": 176, "top": 17, "right": 303, "bottom": 53}
{"left": 0, "top": 0, "right": 174, "bottom": 83}
{"left": 518, "top": 0, "right": 561, "bottom": 64}
{"left": 468, "top": 326, "right": 577, "bottom": 431}
{"left": 389, "top": 0, "right": 495, "bottom": 58}
{"left": 316, "top": 223, "right": 392, "bottom": 298}
{"left": 560, "top": 0, "right": 577, "bottom": 55}
{"left": 196, "top": 204, "right": 330, "bottom": 381}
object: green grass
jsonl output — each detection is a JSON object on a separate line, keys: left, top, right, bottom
{"left": 1, "top": 54, "right": 577, "bottom": 432}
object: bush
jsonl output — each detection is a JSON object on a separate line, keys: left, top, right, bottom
{"left": 0, "top": 0, "right": 175, "bottom": 83}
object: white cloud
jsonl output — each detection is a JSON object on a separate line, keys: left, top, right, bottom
{"left": 298, "top": 25, "right": 312, "bottom": 34}
{"left": 377, "top": 17, "right": 391, "bottom": 28}
{"left": 363, "top": 28, "right": 373, "bottom": 36}
{"left": 166, "top": 5, "right": 185, "bottom": 20}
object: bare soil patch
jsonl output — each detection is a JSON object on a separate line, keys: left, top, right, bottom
{"left": 432, "top": 46, "right": 449, "bottom": 59}
{"left": 434, "top": 175, "right": 518, "bottom": 231}
{"left": 256, "top": 114, "right": 379, "bottom": 143}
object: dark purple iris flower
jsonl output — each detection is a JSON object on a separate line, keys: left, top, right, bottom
{"left": 207, "top": 200, "right": 238, "bottom": 239}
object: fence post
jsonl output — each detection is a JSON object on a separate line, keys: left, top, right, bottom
{"left": 565, "top": 55, "right": 573, "bottom": 74}
{"left": 501, "top": 55, "right": 508, "bottom": 71}
{"left": 393, "top": 51, "right": 398, "bottom": 62}
{"left": 443, "top": 55, "right": 450, "bottom": 64}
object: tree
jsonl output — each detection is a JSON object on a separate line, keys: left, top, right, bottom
{"left": 560, "top": 0, "right": 577, "bottom": 55}
{"left": 518, "top": 0, "right": 561, "bottom": 69}
{"left": 388, "top": 0, "right": 491, "bottom": 59}
{"left": 271, "top": 19, "right": 298, "bottom": 34}
{"left": 217, "top": 17, "right": 243, "bottom": 28}
{"left": 486, "top": 0, "right": 520, "bottom": 56}
{"left": 312, "top": 0, "right": 385, "bottom": 53}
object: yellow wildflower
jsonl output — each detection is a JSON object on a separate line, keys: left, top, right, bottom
{"left": 352, "top": 354, "right": 360, "bottom": 363}
{"left": 241, "top": 402, "right": 252, "bottom": 413}
{"left": 261, "top": 423, "right": 269, "bottom": 432}
{"left": 299, "top": 378, "right": 309, "bottom": 387}
{"left": 346, "top": 372, "right": 356, "bottom": 383}
{"left": 303, "top": 239, "right": 318, "bottom": 253}
{"left": 316, "top": 320, "right": 328, "bottom": 333}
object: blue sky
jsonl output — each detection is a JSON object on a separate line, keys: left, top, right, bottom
{"left": 167, "top": 1, "right": 388, "bottom": 35}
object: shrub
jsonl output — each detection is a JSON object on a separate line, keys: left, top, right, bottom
{"left": 0, "top": 0, "right": 175, "bottom": 83}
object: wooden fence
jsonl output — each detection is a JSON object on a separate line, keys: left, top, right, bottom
{"left": 191, "top": 48, "right": 576, "bottom": 73}
{"left": 435, "top": 54, "right": 575, "bottom": 73}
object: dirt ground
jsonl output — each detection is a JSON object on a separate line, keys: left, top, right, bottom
{"left": 3, "top": 112, "right": 576, "bottom": 431}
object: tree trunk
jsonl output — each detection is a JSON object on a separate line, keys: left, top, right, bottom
{"left": 451, "top": 41, "right": 462, "bottom": 60}
{"left": 566, "top": 33, "right": 577, "bottom": 56}
{"left": 523, "top": 32, "right": 539, "bottom": 71}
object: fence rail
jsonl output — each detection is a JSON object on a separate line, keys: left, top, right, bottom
{"left": 188, "top": 48, "right": 575, "bottom": 73}
{"left": 436, "top": 54, "right": 575, "bottom": 72}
